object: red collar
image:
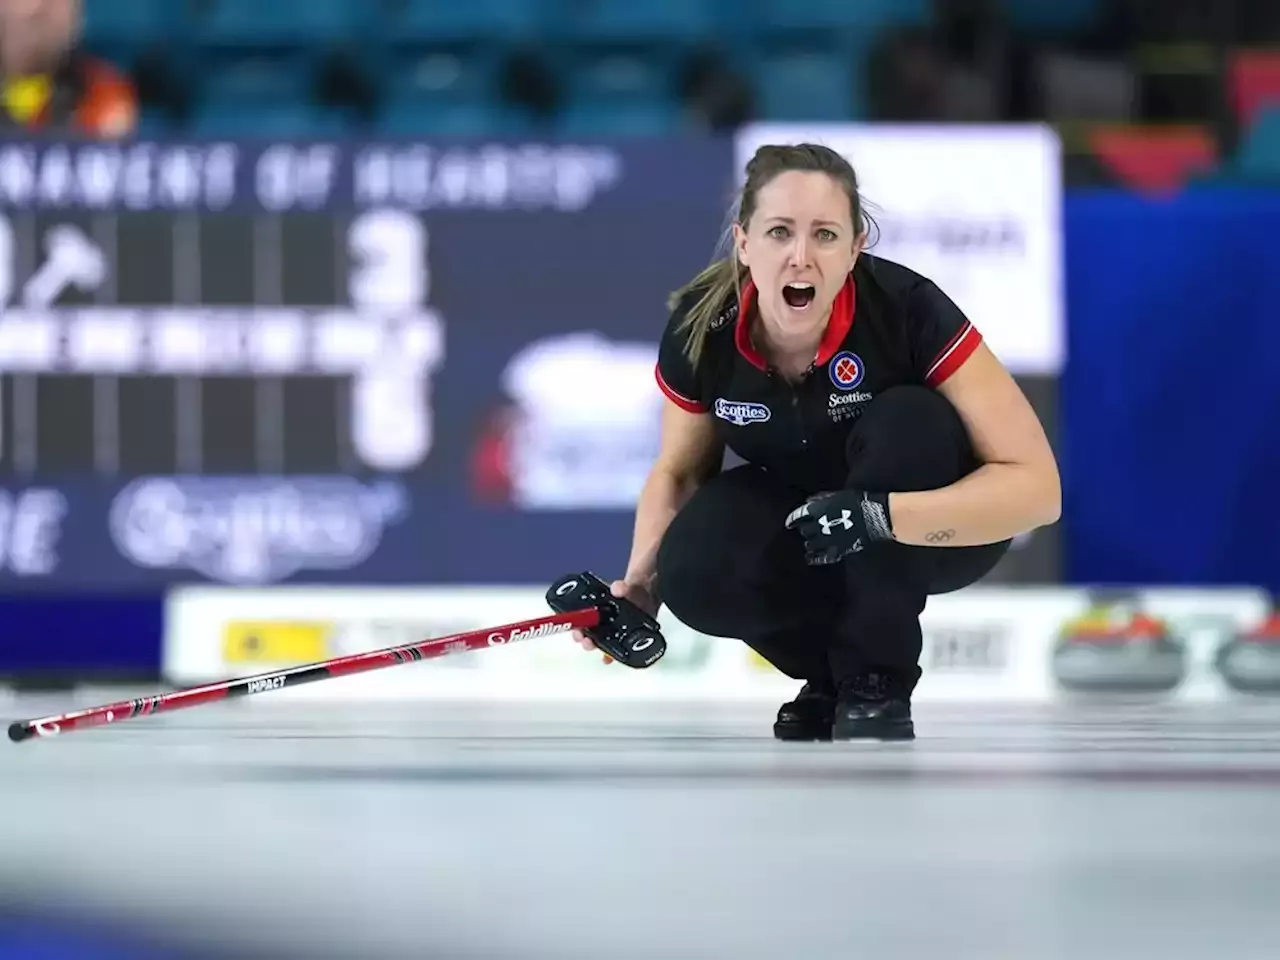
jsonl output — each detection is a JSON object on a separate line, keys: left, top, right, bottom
{"left": 734, "top": 274, "right": 856, "bottom": 373}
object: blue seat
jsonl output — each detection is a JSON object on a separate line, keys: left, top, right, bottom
{"left": 751, "top": 0, "right": 929, "bottom": 32}
{"left": 133, "top": 109, "right": 175, "bottom": 139}
{"left": 197, "top": 53, "right": 314, "bottom": 106}
{"left": 555, "top": 50, "right": 679, "bottom": 137}
{"left": 381, "top": 0, "right": 542, "bottom": 44}
{"left": 551, "top": 0, "right": 714, "bottom": 41}
{"left": 191, "top": 104, "right": 352, "bottom": 138}
{"left": 377, "top": 101, "right": 531, "bottom": 136}
{"left": 196, "top": 0, "right": 363, "bottom": 47}
{"left": 1235, "top": 106, "right": 1280, "bottom": 180}
{"left": 565, "top": 50, "right": 673, "bottom": 103}
{"left": 374, "top": 48, "right": 511, "bottom": 135}
{"left": 1004, "top": 0, "right": 1103, "bottom": 34}
{"left": 755, "top": 52, "right": 856, "bottom": 120}
{"left": 556, "top": 101, "right": 682, "bottom": 137}
{"left": 82, "top": 0, "right": 177, "bottom": 48}
{"left": 381, "top": 48, "right": 503, "bottom": 105}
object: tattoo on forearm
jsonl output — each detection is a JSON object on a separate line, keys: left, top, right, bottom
{"left": 925, "top": 529, "right": 956, "bottom": 544}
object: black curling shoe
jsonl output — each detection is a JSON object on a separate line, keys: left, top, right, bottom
{"left": 773, "top": 680, "right": 837, "bottom": 741}
{"left": 832, "top": 672, "right": 915, "bottom": 741}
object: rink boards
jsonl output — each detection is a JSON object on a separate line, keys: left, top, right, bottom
{"left": 162, "top": 585, "right": 1279, "bottom": 703}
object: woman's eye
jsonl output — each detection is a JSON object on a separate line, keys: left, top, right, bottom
{"left": 817, "top": 229, "right": 837, "bottom": 242}
{"left": 768, "top": 225, "right": 789, "bottom": 239}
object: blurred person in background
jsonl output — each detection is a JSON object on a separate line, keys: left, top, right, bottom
{"left": 0, "top": 0, "right": 136, "bottom": 137}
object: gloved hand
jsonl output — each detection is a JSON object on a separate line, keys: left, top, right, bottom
{"left": 784, "top": 489, "right": 895, "bottom": 565}
{"left": 570, "top": 578, "right": 659, "bottom": 664}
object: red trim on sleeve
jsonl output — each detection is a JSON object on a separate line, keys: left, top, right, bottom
{"left": 925, "top": 322, "right": 982, "bottom": 387}
{"left": 655, "top": 364, "right": 707, "bottom": 413}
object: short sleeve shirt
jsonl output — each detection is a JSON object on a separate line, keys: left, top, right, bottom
{"left": 655, "top": 255, "right": 982, "bottom": 493}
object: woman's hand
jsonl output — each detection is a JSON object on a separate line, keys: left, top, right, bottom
{"left": 571, "top": 579, "right": 659, "bottom": 664}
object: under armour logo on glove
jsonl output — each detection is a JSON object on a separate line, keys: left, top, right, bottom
{"left": 785, "top": 490, "right": 894, "bottom": 566}
{"left": 817, "top": 510, "right": 854, "bottom": 535}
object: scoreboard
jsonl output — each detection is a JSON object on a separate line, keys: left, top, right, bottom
{"left": 0, "top": 184, "right": 443, "bottom": 477}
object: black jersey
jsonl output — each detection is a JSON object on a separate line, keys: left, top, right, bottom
{"left": 655, "top": 255, "right": 982, "bottom": 493}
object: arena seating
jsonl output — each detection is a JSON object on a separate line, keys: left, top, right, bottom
{"left": 78, "top": 0, "right": 1280, "bottom": 184}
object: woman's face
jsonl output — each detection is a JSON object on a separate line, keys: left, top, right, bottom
{"left": 733, "top": 170, "right": 864, "bottom": 336}
{"left": 0, "top": 0, "right": 79, "bottom": 76}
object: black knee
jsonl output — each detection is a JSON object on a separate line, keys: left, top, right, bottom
{"left": 656, "top": 466, "right": 807, "bottom": 638}
{"left": 845, "top": 385, "right": 976, "bottom": 492}
{"left": 656, "top": 517, "right": 728, "bottom": 636}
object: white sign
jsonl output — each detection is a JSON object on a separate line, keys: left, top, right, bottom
{"left": 112, "top": 476, "right": 407, "bottom": 585}
{"left": 498, "top": 332, "right": 663, "bottom": 509}
{"left": 734, "top": 125, "right": 1065, "bottom": 375}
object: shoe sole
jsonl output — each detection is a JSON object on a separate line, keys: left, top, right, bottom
{"left": 773, "top": 720, "right": 833, "bottom": 742}
{"left": 832, "top": 718, "right": 915, "bottom": 741}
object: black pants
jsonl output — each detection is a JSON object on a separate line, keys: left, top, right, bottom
{"left": 656, "top": 386, "right": 1010, "bottom": 691}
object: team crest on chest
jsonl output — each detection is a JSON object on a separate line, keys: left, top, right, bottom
{"left": 829, "top": 351, "right": 865, "bottom": 390}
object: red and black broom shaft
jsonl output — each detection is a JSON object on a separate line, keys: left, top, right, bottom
{"left": 8, "top": 607, "right": 600, "bottom": 744}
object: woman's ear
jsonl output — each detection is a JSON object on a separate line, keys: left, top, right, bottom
{"left": 849, "top": 230, "right": 867, "bottom": 269}
{"left": 732, "top": 221, "right": 750, "bottom": 268}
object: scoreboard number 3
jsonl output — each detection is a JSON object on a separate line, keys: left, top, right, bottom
{"left": 347, "top": 208, "right": 427, "bottom": 310}
{"left": 346, "top": 209, "right": 438, "bottom": 472}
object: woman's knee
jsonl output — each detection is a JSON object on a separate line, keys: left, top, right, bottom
{"left": 845, "top": 385, "right": 977, "bottom": 492}
{"left": 926, "top": 538, "right": 1011, "bottom": 594}
{"left": 656, "top": 466, "right": 804, "bottom": 637}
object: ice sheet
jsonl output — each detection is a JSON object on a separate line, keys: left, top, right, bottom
{"left": 3, "top": 697, "right": 1279, "bottom": 959}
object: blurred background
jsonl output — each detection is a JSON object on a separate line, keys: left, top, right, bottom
{"left": 2, "top": 0, "right": 1280, "bottom": 956}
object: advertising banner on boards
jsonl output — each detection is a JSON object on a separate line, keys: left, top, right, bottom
{"left": 162, "top": 585, "right": 1274, "bottom": 704}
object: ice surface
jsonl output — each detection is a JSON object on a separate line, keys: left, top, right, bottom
{"left": 3, "top": 697, "right": 1280, "bottom": 959}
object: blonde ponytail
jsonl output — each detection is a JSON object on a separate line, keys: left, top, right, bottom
{"left": 666, "top": 249, "right": 745, "bottom": 368}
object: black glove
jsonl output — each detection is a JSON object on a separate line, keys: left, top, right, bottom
{"left": 784, "top": 490, "right": 895, "bottom": 565}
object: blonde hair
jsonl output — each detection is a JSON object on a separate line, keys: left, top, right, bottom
{"left": 667, "top": 143, "right": 869, "bottom": 367}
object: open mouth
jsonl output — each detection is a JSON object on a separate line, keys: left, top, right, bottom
{"left": 782, "top": 282, "right": 817, "bottom": 310}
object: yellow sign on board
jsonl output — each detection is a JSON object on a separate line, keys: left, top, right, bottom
{"left": 222, "top": 621, "right": 332, "bottom": 665}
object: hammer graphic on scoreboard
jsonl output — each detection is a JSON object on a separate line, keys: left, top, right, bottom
{"left": 23, "top": 224, "right": 107, "bottom": 308}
